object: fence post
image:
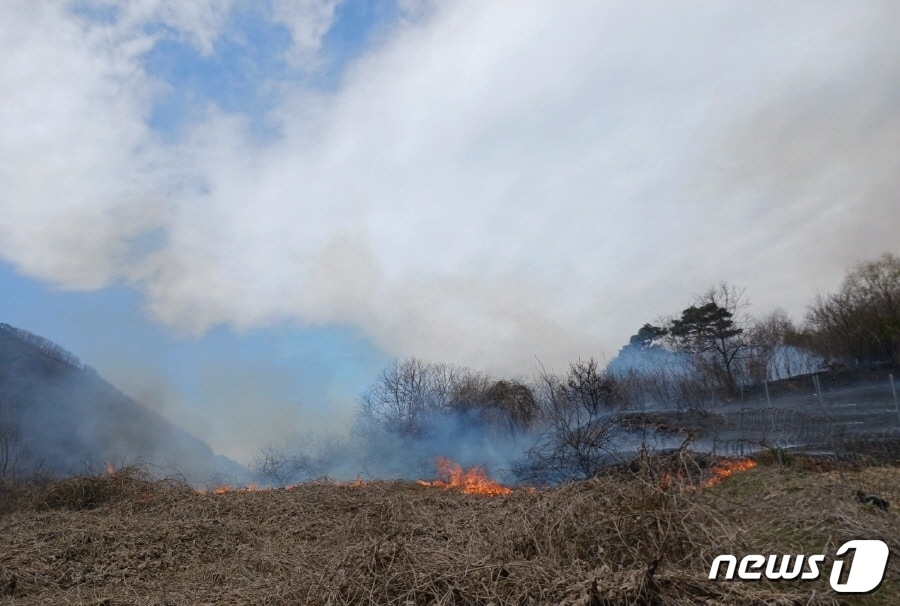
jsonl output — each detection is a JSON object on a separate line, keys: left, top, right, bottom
{"left": 815, "top": 373, "right": 845, "bottom": 483}
{"left": 813, "top": 374, "right": 827, "bottom": 414}
{"left": 891, "top": 373, "right": 900, "bottom": 429}
{"left": 739, "top": 383, "right": 744, "bottom": 457}
{"left": 765, "top": 380, "right": 781, "bottom": 465}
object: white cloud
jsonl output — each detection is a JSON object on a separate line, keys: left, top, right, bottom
{"left": 86, "top": 0, "right": 234, "bottom": 54}
{"left": 0, "top": 1, "right": 164, "bottom": 288}
{"left": 2, "top": 0, "right": 899, "bottom": 377}
{"left": 271, "top": 0, "right": 340, "bottom": 69}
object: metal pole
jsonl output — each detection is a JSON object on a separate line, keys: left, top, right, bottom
{"left": 890, "top": 373, "right": 900, "bottom": 428}
{"left": 812, "top": 373, "right": 832, "bottom": 423}
{"left": 739, "top": 383, "right": 744, "bottom": 457}
{"left": 815, "top": 373, "right": 844, "bottom": 482}
{"left": 765, "top": 380, "right": 781, "bottom": 465}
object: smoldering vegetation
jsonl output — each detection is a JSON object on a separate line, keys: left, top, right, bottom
{"left": 249, "top": 255, "right": 900, "bottom": 488}
{"left": 251, "top": 359, "right": 545, "bottom": 485}
{"left": 247, "top": 353, "right": 900, "bottom": 491}
{"left": 0, "top": 458, "right": 897, "bottom": 605}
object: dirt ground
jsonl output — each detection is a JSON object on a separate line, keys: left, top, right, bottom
{"left": 0, "top": 461, "right": 897, "bottom": 605}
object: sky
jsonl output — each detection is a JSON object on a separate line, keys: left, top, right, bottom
{"left": 1, "top": 1, "right": 899, "bottom": 462}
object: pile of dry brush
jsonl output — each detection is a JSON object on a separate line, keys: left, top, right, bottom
{"left": 0, "top": 458, "right": 897, "bottom": 605}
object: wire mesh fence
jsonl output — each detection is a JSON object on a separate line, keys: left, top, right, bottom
{"left": 678, "top": 370, "right": 900, "bottom": 508}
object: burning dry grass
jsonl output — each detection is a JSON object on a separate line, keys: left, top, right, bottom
{"left": 0, "top": 460, "right": 897, "bottom": 605}
{"left": 415, "top": 457, "right": 514, "bottom": 496}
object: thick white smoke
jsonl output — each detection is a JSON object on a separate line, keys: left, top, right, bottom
{"left": 2, "top": 1, "right": 899, "bottom": 377}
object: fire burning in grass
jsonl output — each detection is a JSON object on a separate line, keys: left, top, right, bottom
{"left": 200, "top": 458, "right": 516, "bottom": 497}
{"left": 701, "top": 457, "right": 757, "bottom": 488}
{"left": 657, "top": 457, "right": 758, "bottom": 492}
{"left": 195, "top": 456, "right": 751, "bottom": 497}
{"left": 417, "top": 457, "right": 513, "bottom": 496}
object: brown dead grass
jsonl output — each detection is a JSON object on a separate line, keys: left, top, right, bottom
{"left": 0, "top": 463, "right": 897, "bottom": 605}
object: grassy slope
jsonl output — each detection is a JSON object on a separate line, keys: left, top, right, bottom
{"left": 0, "top": 463, "right": 897, "bottom": 605}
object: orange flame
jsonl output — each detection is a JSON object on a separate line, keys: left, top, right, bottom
{"left": 105, "top": 462, "right": 115, "bottom": 476}
{"left": 417, "top": 457, "right": 513, "bottom": 496}
{"left": 701, "top": 458, "right": 757, "bottom": 488}
{"left": 656, "top": 457, "right": 757, "bottom": 492}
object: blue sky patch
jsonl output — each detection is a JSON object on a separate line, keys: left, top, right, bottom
{"left": 143, "top": 10, "right": 293, "bottom": 139}
{"left": 140, "top": 1, "right": 403, "bottom": 139}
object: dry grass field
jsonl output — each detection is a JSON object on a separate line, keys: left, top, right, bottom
{"left": 0, "top": 458, "right": 897, "bottom": 605}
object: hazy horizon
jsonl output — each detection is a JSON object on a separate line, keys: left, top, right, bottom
{"left": 2, "top": 1, "right": 898, "bottom": 462}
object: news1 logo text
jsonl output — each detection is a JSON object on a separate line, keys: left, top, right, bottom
{"left": 709, "top": 539, "right": 890, "bottom": 593}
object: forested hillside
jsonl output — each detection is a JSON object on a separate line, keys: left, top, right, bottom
{"left": 0, "top": 324, "right": 240, "bottom": 483}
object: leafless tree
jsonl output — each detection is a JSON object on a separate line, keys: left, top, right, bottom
{"left": 482, "top": 379, "right": 540, "bottom": 435}
{"left": 358, "top": 358, "right": 458, "bottom": 438}
{"left": 1, "top": 323, "right": 82, "bottom": 369}
{"left": 806, "top": 253, "right": 900, "bottom": 366}
{"left": 749, "top": 308, "right": 821, "bottom": 381}
{"left": 0, "top": 405, "right": 23, "bottom": 480}
{"left": 250, "top": 432, "right": 349, "bottom": 486}
{"left": 519, "top": 359, "right": 625, "bottom": 482}
{"left": 358, "top": 358, "right": 540, "bottom": 439}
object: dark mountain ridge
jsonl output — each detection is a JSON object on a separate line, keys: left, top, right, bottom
{"left": 0, "top": 323, "right": 242, "bottom": 484}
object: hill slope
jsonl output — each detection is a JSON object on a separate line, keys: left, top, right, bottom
{"left": 0, "top": 323, "right": 240, "bottom": 483}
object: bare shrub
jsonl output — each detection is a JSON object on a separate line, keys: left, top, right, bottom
{"left": 519, "top": 359, "right": 627, "bottom": 482}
